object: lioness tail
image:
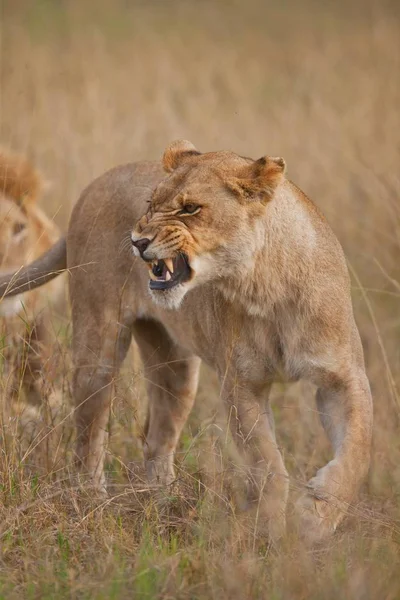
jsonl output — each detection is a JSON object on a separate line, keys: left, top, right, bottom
{"left": 0, "top": 237, "right": 67, "bottom": 298}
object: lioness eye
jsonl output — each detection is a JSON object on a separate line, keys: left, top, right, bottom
{"left": 13, "top": 222, "right": 27, "bottom": 236}
{"left": 181, "top": 204, "right": 200, "bottom": 215}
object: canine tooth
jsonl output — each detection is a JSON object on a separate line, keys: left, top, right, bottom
{"left": 165, "top": 271, "right": 171, "bottom": 281}
{"left": 149, "top": 271, "right": 158, "bottom": 281}
{"left": 164, "top": 258, "right": 174, "bottom": 273}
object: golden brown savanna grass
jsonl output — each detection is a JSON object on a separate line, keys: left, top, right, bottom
{"left": 0, "top": 0, "right": 400, "bottom": 597}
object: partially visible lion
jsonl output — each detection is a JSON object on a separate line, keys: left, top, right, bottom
{"left": 0, "top": 149, "right": 65, "bottom": 406}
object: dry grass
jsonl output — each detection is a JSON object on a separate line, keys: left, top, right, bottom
{"left": 1, "top": 0, "right": 400, "bottom": 597}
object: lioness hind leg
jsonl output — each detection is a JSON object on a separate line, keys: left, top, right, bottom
{"left": 133, "top": 319, "right": 200, "bottom": 486}
{"left": 72, "top": 317, "right": 133, "bottom": 491}
{"left": 297, "top": 367, "right": 373, "bottom": 544}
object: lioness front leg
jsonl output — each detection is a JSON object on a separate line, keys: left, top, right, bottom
{"left": 297, "top": 365, "right": 372, "bottom": 543}
{"left": 223, "top": 379, "right": 289, "bottom": 543}
{"left": 133, "top": 319, "right": 201, "bottom": 486}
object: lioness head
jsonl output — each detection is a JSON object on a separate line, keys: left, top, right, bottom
{"left": 131, "top": 140, "right": 286, "bottom": 309}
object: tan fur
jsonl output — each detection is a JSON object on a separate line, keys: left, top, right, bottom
{"left": 0, "top": 148, "right": 42, "bottom": 207}
{"left": 0, "top": 149, "right": 65, "bottom": 405}
{"left": 0, "top": 141, "right": 373, "bottom": 544}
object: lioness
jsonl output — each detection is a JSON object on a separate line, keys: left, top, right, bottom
{"left": 0, "top": 149, "right": 64, "bottom": 405}
{"left": 0, "top": 141, "right": 372, "bottom": 543}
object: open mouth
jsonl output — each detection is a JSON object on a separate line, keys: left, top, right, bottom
{"left": 147, "top": 253, "right": 191, "bottom": 290}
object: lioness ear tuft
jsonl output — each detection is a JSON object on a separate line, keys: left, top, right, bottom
{"left": 162, "top": 140, "right": 201, "bottom": 173}
{"left": 227, "top": 155, "right": 286, "bottom": 204}
{"left": 269, "top": 156, "right": 286, "bottom": 171}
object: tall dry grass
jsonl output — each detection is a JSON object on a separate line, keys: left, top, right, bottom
{"left": 0, "top": 0, "right": 400, "bottom": 597}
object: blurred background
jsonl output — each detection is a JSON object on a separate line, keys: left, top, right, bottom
{"left": 1, "top": 1, "right": 400, "bottom": 596}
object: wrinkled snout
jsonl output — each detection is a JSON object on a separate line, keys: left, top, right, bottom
{"left": 131, "top": 224, "right": 192, "bottom": 292}
{"left": 131, "top": 236, "right": 150, "bottom": 259}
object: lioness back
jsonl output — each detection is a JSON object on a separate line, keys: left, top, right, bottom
{"left": 67, "top": 162, "right": 164, "bottom": 288}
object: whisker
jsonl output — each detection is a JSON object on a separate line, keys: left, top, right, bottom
{"left": 118, "top": 232, "right": 134, "bottom": 256}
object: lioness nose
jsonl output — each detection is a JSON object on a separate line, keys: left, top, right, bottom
{"left": 132, "top": 237, "right": 151, "bottom": 257}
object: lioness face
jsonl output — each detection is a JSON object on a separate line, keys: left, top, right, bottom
{"left": 131, "top": 140, "right": 285, "bottom": 309}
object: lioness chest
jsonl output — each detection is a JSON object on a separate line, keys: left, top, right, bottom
{"left": 146, "top": 287, "right": 289, "bottom": 384}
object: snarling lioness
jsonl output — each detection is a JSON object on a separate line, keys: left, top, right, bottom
{"left": 0, "top": 149, "right": 64, "bottom": 405}
{"left": 0, "top": 141, "right": 372, "bottom": 543}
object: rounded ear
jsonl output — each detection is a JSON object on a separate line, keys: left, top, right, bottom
{"left": 162, "top": 140, "right": 201, "bottom": 173}
{"left": 226, "top": 156, "right": 286, "bottom": 205}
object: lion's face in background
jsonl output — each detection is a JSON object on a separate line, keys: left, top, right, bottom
{"left": 0, "top": 194, "right": 31, "bottom": 271}
{"left": 0, "top": 149, "right": 61, "bottom": 317}
{"left": 0, "top": 148, "right": 42, "bottom": 272}
{"left": 131, "top": 140, "right": 286, "bottom": 309}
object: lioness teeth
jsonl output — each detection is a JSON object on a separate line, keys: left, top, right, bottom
{"left": 165, "top": 271, "right": 171, "bottom": 281}
{"left": 164, "top": 258, "right": 174, "bottom": 273}
{"left": 149, "top": 270, "right": 158, "bottom": 281}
